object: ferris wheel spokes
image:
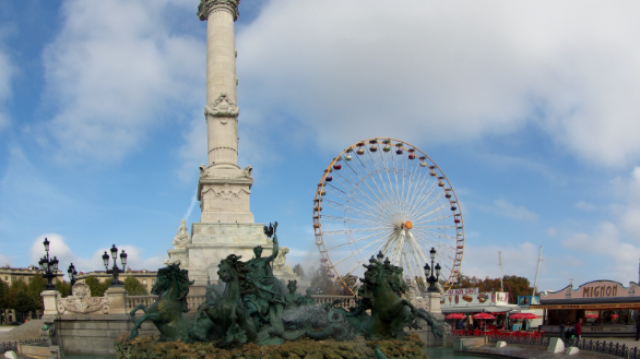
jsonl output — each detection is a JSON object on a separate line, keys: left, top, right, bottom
{"left": 314, "top": 137, "right": 465, "bottom": 292}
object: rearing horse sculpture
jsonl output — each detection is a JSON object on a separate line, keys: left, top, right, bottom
{"left": 191, "top": 255, "right": 258, "bottom": 346}
{"left": 306, "top": 256, "right": 443, "bottom": 340}
{"left": 128, "top": 263, "right": 194, "bottom": 342}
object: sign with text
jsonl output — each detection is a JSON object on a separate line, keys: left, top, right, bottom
{"left": 541, "top": 280, "right": 640, "bottom": 301}
{"left": 441, "top": 288, "right": 510, "bottom": 307}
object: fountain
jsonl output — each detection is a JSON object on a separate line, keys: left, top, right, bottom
{"left": 115, "top": 223, "right": 443, "bottom": 359}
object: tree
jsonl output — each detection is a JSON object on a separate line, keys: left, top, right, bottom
{"left": 84, "top": 277, "right": 111, "bottom": 297}
{"left": 0, "top": 279, "right": 9, "bottom": 324}
{"left": 27, "top": 274, "right": 47, "bottom": 312}
{"left": 292, "top": 264, "right": 305, "bottom": 279}
{"left": 55, "top": 281, "right": 72, "bottom": 298}
{"left": 124, "top": 277, "right": 148, "bottom": 296}
{"left": 309, "top": 265, "right": 339, "bottom": 295}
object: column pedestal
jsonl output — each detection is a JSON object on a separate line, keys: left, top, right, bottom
{"left": 106, "top": 287, "right": 128, "bottom": 315}
{"left": 41, "top": 290, "right": 60, "bottom": 316}
{"left": 427, "top": 292, "right": 442, "bottom": 314}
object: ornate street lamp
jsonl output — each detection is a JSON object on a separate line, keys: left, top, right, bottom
{"left": 39, "top": 238, "right": 59, "bottom": 290}
{"left": 102, "top": 245, "right": 127, "bottom": 287}
{"left": 67, "top": 263, "right": 77, "bottom": 294}
{"left": 424, "top": 247, "right": 441, "bottom": 292}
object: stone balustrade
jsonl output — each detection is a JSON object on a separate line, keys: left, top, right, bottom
{"left": 124, "top": 294, "right": 356, "bottom": 312}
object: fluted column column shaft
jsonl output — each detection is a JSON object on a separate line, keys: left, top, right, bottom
{"left": 206, "top": 9, "right": 237, "bottom": 104}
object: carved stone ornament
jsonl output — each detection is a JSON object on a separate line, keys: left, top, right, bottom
{"left": 203, "top": 183, "right": 250, "bottom": 201}
{"left": 173, "top": 219, "right": 191, "bottom": 248}
{"left": 57, "top": 282, "right": 109, "bottom": 314}
{"left": 273, "top": 246, "right": 294, "bottom": 275}
{"left": 198, "top": 0, "right": 240, "bottom": 21}
{"left": 204, "top": 93, "right": 239, "bottom": 120}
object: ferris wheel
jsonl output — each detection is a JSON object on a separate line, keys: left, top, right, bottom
{"left": 313, "top": 138, "right": 464, "bottom": 292}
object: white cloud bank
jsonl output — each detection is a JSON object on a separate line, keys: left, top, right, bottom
{"left": 42, "top": 0, "right": 204, "bottom": 163}
{"left": 238, "top": 1, "right": 640, "bottom": 167}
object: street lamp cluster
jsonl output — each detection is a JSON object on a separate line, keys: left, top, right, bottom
{"left": 424, "top": 247, "right": 442, "bottom": 292}
{"left": 38, "top": 238, "right": 59, "bottom": 290}
{"left": 102, "top": 245, "right": 127, "bottom": 287}
{"left": 37, "top": 238, "right": 127, "bottom": 291}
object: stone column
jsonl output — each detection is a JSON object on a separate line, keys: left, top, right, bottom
{"left": 41, "top": 290, "right": 59, "bottom": 316}
{"left": 198, "top": 0, "right": 241, "bottom": 168}
{"left": 105, "top": 287, "right": 128, "bottom": 315}
{"left": 427, "top": 292, "right": 442, "bottom": 315}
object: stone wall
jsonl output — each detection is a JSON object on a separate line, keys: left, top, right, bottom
{"left": 47, "top": 313, "right": 162, "bottom": 356}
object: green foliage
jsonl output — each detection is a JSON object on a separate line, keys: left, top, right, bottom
{"left": 449, "top": 273, "right": 534, "bottom": 303}
{"left": 0, "top": 279, "right": 9, "bottom": 313}
{"left": 13, "top": 290, "right": 32, "bottom": 317}
{"left": 7, "top": 279, "right": 28, "bottom": 310}
{"left": 27, "top": 274, "right": 47, "bottom": 311}
{"left": 124, "top": 277, "right": 148, "bottom": 296}
{"left": 55, "top": 281, "right": 72, "bottom": 298}
{"left": 292, "top": 264, "right": 305, "bottom": 279}
{"left": 309, "top": 265, "right": 339, "bottom": 295}
{"left": 84, "top": 277, "right": 111, "bottom": 297}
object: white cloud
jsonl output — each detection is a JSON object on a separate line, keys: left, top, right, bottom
{"left": 562, "top": 222, "right": 639, "bottom": 281}
{"left": 545, "top": 227, "right": 557, "bottom": 237}
{"left": 238, "top": 1, "right": 640, "bottom": 166}
{"left": 461, "top": 242, "right": 540, "bottom": 280}
{"left": 480, "top": 199, "right": 538, "bottom": 222}
{"left": 611, "top": 167, "right": 640, "bottom": 240}
{"left": 574, "top": 201, "right": 596, "bottom": 211}
{"left": 42, "top": 0, "right": 204, "bottom": 163}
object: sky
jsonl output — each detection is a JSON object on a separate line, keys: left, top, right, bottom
{"left": 1, "top": 0, "right": 640, "bottom": 292}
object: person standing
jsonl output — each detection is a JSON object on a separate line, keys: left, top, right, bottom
{"left": 635, "top": 319, "right": 640, "bottom": 341}
{"left": 575, "top": 318, "right": 583, "bottom": 344}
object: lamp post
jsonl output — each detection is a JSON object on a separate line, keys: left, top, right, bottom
{"left": 102, "top": 245, "right": 127, "bottom": 287}
{"left": 67, "top": 263, "right": 77, "bottom": 295}
{"left": 38, "top": 238, "right": 59, "bottom": 290}
{"left": 424, "top": 247, "right": 441, "bottom": 292}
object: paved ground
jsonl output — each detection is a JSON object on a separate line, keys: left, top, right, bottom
{"left": 470, "top": 345, "right": 622, "bottom": 358}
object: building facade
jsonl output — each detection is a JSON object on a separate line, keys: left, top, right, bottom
{"left": 531, "top": 279, "right": 640, "bottom": 337}
{"left": 75, "top": 269, "right": 158, "bottom": 294}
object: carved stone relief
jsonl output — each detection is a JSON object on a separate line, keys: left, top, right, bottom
{"left": 203, "top": 183, "right": 250, "bottom": 201}
{"left": 57, "top": 282, "right": 109, "bottom": 314}
{"left": 204, "top": 93, "right": 239, "bottom": 118}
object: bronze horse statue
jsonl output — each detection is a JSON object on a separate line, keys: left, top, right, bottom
{"left": 128, "top": 263, "right": 194, "bottom": 342}
{"left": 306, "top": 256, "right": 443, "bottom": 340}
{"left": 191, "top": 255, "right": 258, "bottom": 346}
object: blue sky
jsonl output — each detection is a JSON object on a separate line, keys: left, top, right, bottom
{"left": 1, "top": 0, "right": 640, "bottom": 292}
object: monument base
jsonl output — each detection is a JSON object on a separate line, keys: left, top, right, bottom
{"left": 167, "top": 222, "right": 275, "bottom": 285}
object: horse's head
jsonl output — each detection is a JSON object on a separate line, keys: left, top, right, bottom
{"left": 217, "top": 254, "right": 247, "bottom": 283}
{"left": 359, "top": 257, "right": 408, "bottom": 298}
{"left": 152, "top": 263, "right": 194, "bottom": 300}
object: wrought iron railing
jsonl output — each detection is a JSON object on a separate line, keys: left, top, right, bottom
{"left": 487, "top": 333, "right": 550, "bottom": 347}
{"left": 488, "top": 334, "right": 640, "bottom": 359}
